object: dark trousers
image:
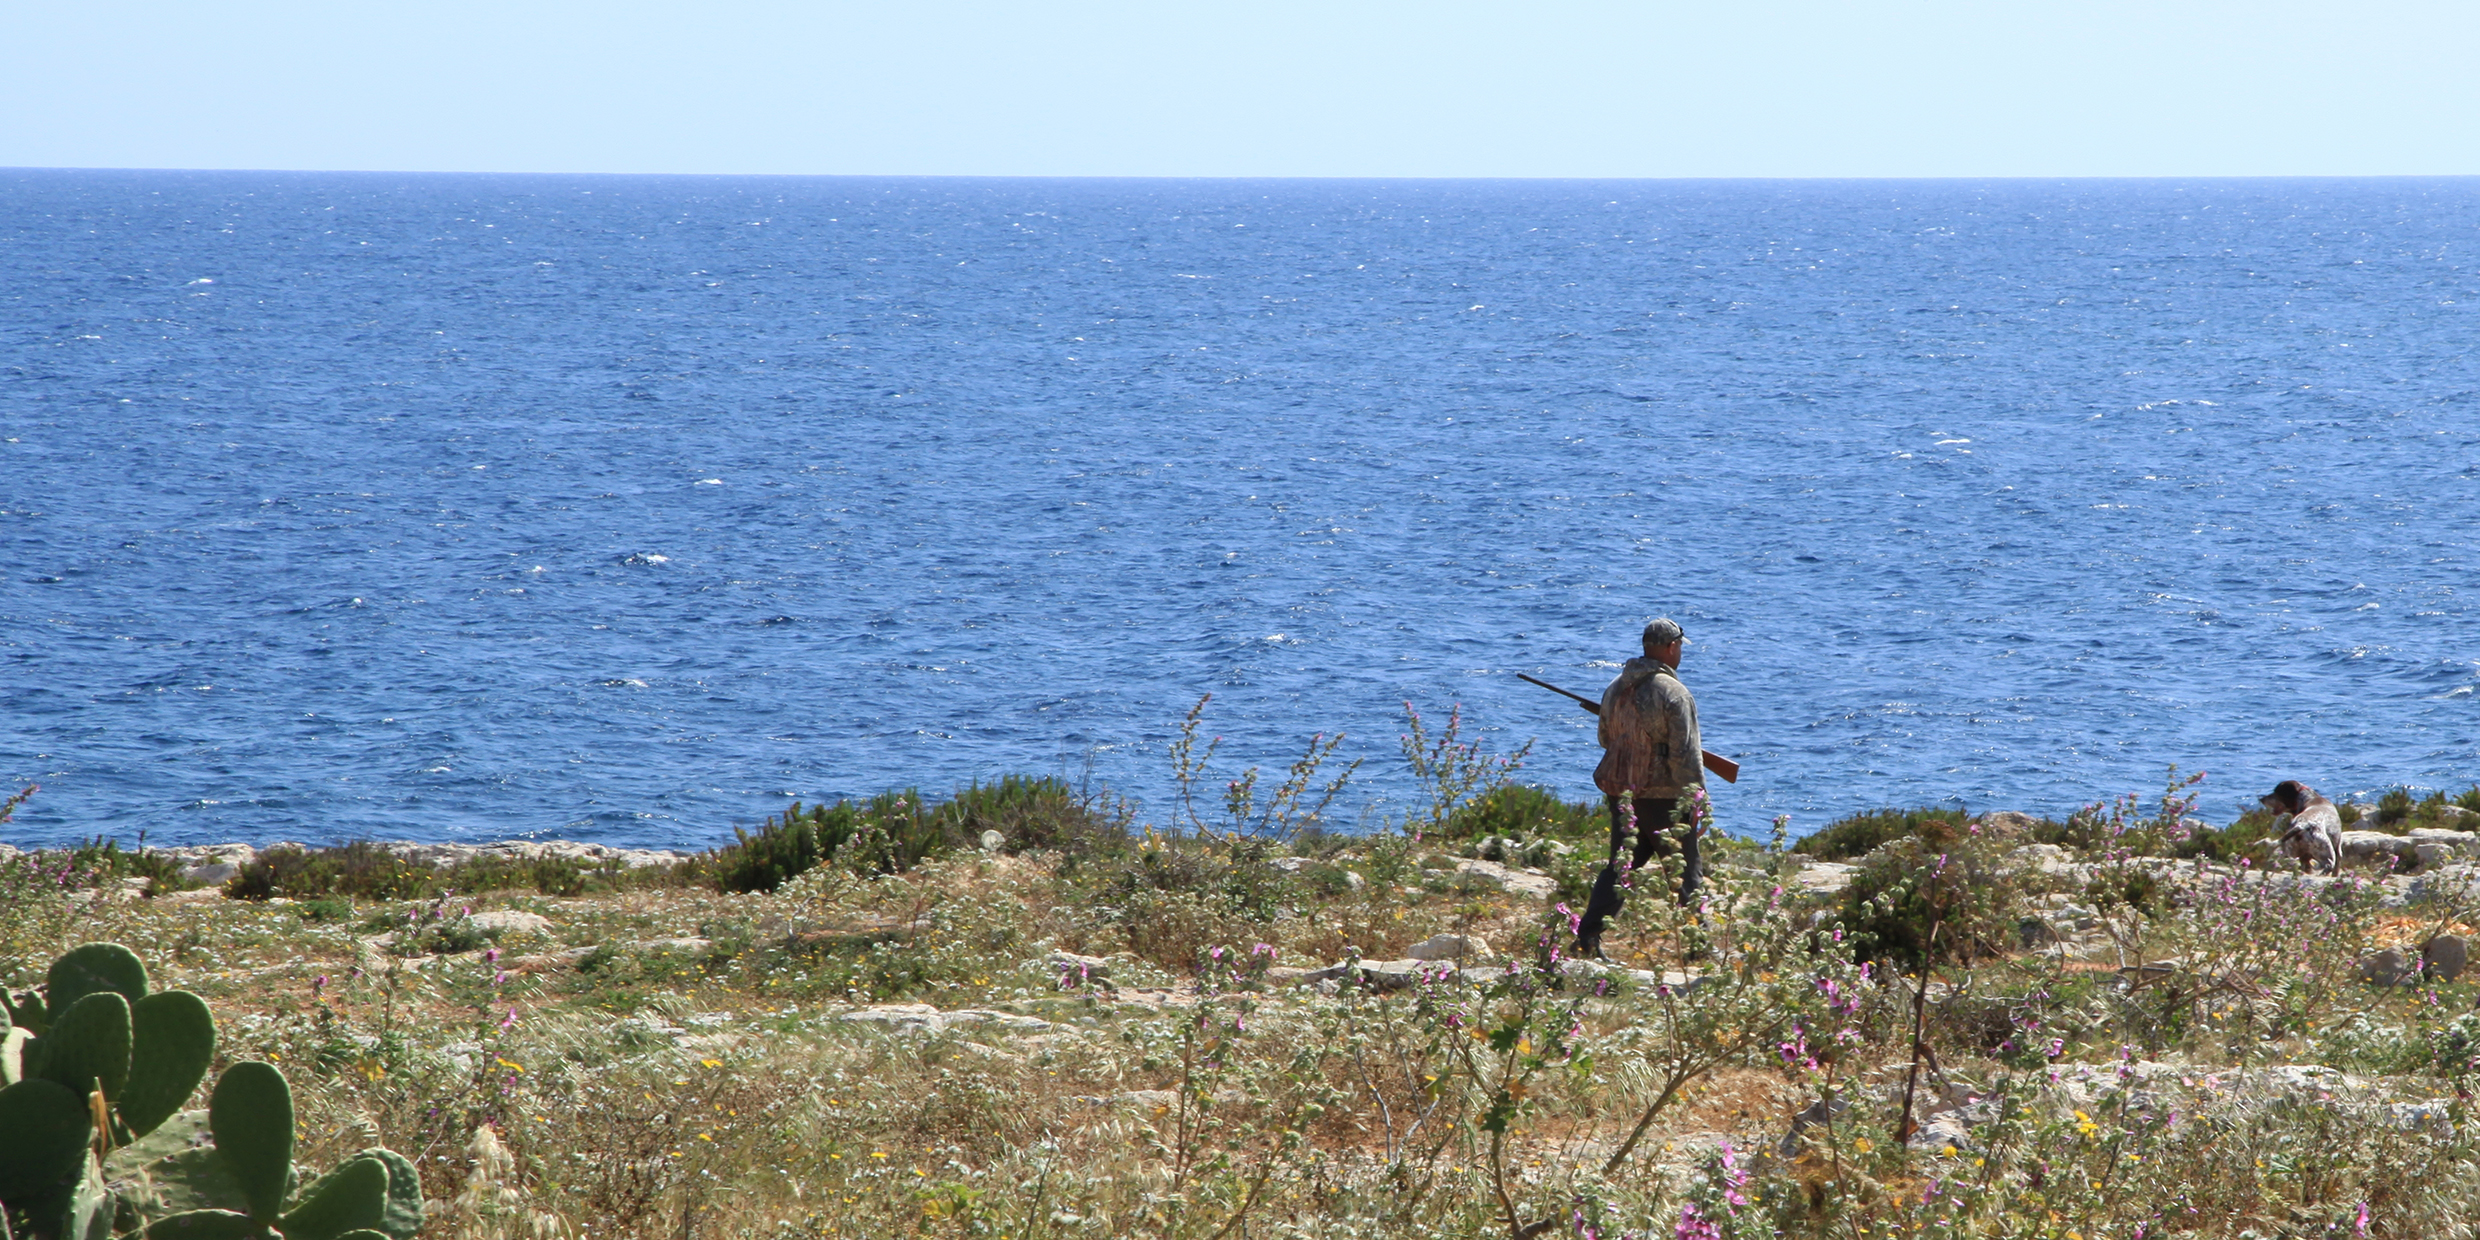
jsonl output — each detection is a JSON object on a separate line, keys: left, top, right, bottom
{"left": 1606, "top": 794, "right": 1703, "bottom": 908}
{"left": 1574, "top": 793, "right": 1703, "bottom": 956}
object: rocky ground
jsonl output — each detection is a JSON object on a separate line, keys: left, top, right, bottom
{"left": 11, "top": 799, "right": 2480, "bottom": 1238}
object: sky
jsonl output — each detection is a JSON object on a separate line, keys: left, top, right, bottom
{"left": 4, "top": 0, "right": 2478, "bottom": 178}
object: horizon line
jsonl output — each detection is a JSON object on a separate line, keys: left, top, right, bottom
{"left": 10, "top": 165, "right": 2480, "bottom": 184}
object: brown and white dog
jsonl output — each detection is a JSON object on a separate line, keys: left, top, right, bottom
{"left": 2262, "top": 780, "right": 2344, "bottom": 875}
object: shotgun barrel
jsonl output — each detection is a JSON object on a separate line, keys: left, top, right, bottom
{"left": 1515, "top": 672, "right": 1740, "bottom": 783}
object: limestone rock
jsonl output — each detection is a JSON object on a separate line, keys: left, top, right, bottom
{"left": 944, "top": 1009, "right": 1054, "bottom": 1033}
{"left": 838, "top": 1004, "right": 946, "bottom": 1033}
{"left": 467, "top": 910, "right": 552, "bottom": 937}
{"left": 1791, "top": 861, "right": 1854, "bottom": 897}
{"left": 1293, "top": 958, "right": 1462, "bottom": 992}
{"left": 2407, "top": 828, "right": 2480, "bottom": 860}
{"left": 2358, "top": 947, "right": 2413, "bottom": 986}
{"left": 158, "top": 844, "right": 257, "bottom": 885}
{"left": 1051, "top": 951, "right": 1113, "bottom": 986}
{"left": 1404, "top": 933, "right": 1494, "bottom": 962}
{"left": 635, "top": 937, "right": 713, "bottom": 954}
{"left": 1453, "top": 859, "right": 1557, "bottom": 899}
{"left": 2423, "top": 934, "right": 2469, "bottom": 983}
{"left": 509, "top": 946, "right": 597, "bottom": 973}
{"left": 2328, "top": 829, "right": 2480, "bottom": 873}
{"left": 1978, "top": 811, "right": 2042, "bottom": 840}
{"left": 2002, "top": 843, "right": 2079, "bottom": 875}
{"left": 1777, "top": 1094, "right": 1851, "bottom": 1158}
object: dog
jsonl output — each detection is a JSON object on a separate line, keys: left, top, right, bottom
{"left": 2262, "top": 779, "right": 2344, "bottom": 875}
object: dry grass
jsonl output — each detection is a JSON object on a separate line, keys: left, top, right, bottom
{"left": 10, "top": 822, "right": 2480, "bottom": 1239}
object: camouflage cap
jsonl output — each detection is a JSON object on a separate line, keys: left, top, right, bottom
{"left": 1642, "top": 617, "right": 1684, "bottom": 648}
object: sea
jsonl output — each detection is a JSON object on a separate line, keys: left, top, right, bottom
{"left": 3, "top": 171, "right": 2476, "bottom": 851}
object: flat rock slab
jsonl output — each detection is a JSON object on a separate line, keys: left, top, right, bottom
{"left": 1050, "top": 951, "right": 1115, "bottom": 985}
{"left": 1790, "top": 862, "right": 1855, "bottom": 896}
{"left": 385, "top": 839, "right": 692, "bottom": 870}
{"left": 835, "top": 1004, "right": 1055, "bottom": 1034}
{"left": 467, "top": 909, "right": 552, "bottom": 936}
{"left": 509, "top": 946, "right": 597, "bottom": 973}
{"left": 1291, "top": 959, "right": 1466, "bottom": 991}
{"left": 2337, "top": 829, "right": 2480, "bottom": 871}
{"left": 1560, "top": 959, "right": 1705, "bottom": 994}
{"left": 635, "top": 937, "right": 714, "bottom": 954}
{"left": 1404, "top": 933, "right": 1496, "bottom": 961}
{"left": 1454, "top": 859, "right": 1558, "bottom": 899}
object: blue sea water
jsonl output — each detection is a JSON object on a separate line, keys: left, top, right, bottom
{"left": 3, "top": 171, "right": 2477, "bottom": 851}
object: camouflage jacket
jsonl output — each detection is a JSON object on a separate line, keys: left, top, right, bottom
{"left": 1594, "top": 657, "right": 1701, "bottom": 798}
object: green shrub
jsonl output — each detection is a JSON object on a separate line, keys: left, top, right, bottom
{"left": 2377, "top": 785, "right": 2415, "bottom": 830}
{"left": 2406, "top": 785, "right": 2480, "bottom": 828}
{"left": 2171, "top": 805, "right": 2285, "bottom": 863}
{"left": 1834, "top": 818, "right": 2025, "bottom": 967}
{"left": 65, "top": 836, "right": 200, "bottom": 892}
{"left": 228, "top": 842, "right": 433, "bottom": 901}
{"left": 1094, "top": 833, "right": 1290, "bottom": 921}
{"left": 296, "top": 896, "right": 354, "bottom": 923}
{"left": 706, "top": 790, "right": 972, "bottom": 893}
{"left": 443, "top": 852, "right": 612, "bottom": 896}
{"left": 1435, "top": 783, "right": 1604, "bottom": 845}
{"left": 708, "top": 777, "right": 1133, "bottom": 894}
{"left": 938, "top": 774, "right": 1119, "bottom": 853}
{"left": 707, "top": 804, "right": 830, "bottom": 894}
{"left": 1792, "top": 806, "right": 1963, "bottom": 861}
{"left": 227, "top": 841, "right": 633, "bottom": 901}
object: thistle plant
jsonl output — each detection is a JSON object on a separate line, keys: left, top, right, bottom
{"left": 1398, "top": 701, "right": 1534, "bottom": 839}
{"left": 1169, "top": 693, "right": 1362, "bottom": 842}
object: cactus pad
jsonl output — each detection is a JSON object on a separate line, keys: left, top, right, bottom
{"left": 209, "top": 1061, "right": 295, "bottom": 1223}
{"left": 0, "top": 1077, "right": 93, "bottom": 1201}
{"left": 47, "top": 942, "right": 150, "bottom": 1013}
{"left": 278, "top": 1155, "right": 388, "bottom": 1240}
{"left": 353, "top": 1147, "right": 426, "bottom": 1239}
{"left": 32, "top": 990, "right": 134, "bottom": 1103}
{"left": 122, "top": 990, "right": 217, "bottom": 1138}
{"left": 143, "top": 1208, "right": 266, "bottom": 1239}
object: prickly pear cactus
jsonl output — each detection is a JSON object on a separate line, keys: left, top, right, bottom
{"left": 0, "top": 1076, "right": 102, "bottom": 1240}
{"left": 211, "top": 1060, "right": 296, "bottom": 1223}
{"left": 122, "top": 991, "right": 216, "bottom": 1140}
{"left": 47, "top": 943, "right": 150, "bottom": 1014}
{"left": 0, "top": 1079, "right": 92, "bottom": 1202}
{"left": 5, "top": 943, "right": 419, "bottom": 1240}
{"left": 32, "top": 990, "right": 134, "bottom": 1103}
{"left": 11, "top": 942, "right": 218, "bottom": 1143}
{"left": 131, "top": 1062, "right": 422, "bottom": 1239}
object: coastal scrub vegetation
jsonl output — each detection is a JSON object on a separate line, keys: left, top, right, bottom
{"left": 8, "top": 730, "right": 2480, "bottom": 1237}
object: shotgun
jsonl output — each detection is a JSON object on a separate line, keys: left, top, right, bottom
{"left": 1516, "top": 672, "right": 1741, "bottom": 783}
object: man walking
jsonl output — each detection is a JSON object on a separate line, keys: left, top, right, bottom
{"left": 1574, "top": 617, "right": 1704, "bottom": 957}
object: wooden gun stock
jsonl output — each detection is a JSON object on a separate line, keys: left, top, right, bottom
{"left": 1515, "top": 672, "right": 1740, "bottom": 784}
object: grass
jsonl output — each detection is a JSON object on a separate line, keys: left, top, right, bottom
{"left": 10, "top": 764, "right": 2480, "bottom": 1238}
